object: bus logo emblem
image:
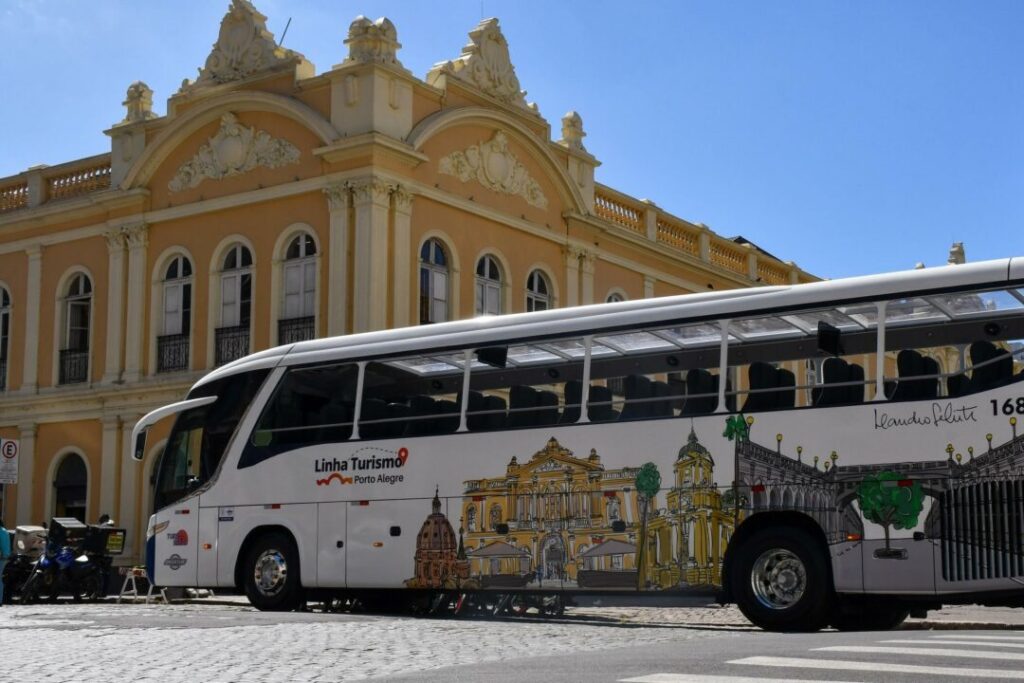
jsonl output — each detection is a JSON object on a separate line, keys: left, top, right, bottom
{"left": 164, "top": 554, "right": 187, "bottom": 571}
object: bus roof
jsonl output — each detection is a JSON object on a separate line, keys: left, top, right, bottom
{"left": 195, "top": 256, "right": 1022, "bottom": 390}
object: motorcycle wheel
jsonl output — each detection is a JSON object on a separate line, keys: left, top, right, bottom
{"left": 74, "top": 574, "right": 103, "bottom": 603}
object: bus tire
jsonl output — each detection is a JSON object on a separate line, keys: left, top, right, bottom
{"left": 831, "top": 598, "right": 909, "bottom": 631}
{"left": 243, "top": 531, "right": 303, "bottom": 612}
{"left": 730, "top": 526, "right": 832, "bottom": 632}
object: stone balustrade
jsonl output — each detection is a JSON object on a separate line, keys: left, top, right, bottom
{"left": 0, "top": 182, "right": 28, "bottom": 212}
{"left": 594, "top": 184, "right": 806, "bottom": 285}
{"left": 47, "top": 162, "right": 112, "bottom": 201}
{"left": 0, "top": 155, "right": 112, "bottom": 213}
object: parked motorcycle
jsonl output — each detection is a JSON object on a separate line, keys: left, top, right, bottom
{"left": 18, "top": 517, "right": 125, "bottom": 603}
{"left": 1, "top": 525, "right": 46, "bottom": 604}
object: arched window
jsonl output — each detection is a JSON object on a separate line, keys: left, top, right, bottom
{"left": 216, "top": 244, "right": 252, "bottom": 365}
{"left": 60, "top": 273, "right": 91, "bottom": 384}
{"left": 475, "top": 255, "right": 502, "bottom": 316}
{"left": 158, "top": 255, "right": 192, "bottom": 372}
{"left": 526, "top": 270, "right": 551, "bottom": 312}
{"left": 606, "top": 292, "right": 625, "bottom": 303}
{"left": 0, "top": 287, "right": 9, "bottom": 391}
{"left": 53, "top": 452, "right": 87, "bottom": 521}
{"left": 419, "top": 239, "right": 449, "bottom": 324}
{"left": 280, "top": 233, "right": 317, "bottom": 343}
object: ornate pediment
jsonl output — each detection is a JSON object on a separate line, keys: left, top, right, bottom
{"left": 168, "top": 113, "right": 300, "bottom": 192}
{"left": 438, "top": 131, "right": 548, "bottom": 209}
{"left": 180, "top": 0, "right": 310, "bottom": 93}
{"left": 428, "top": 18, "right": 537, "bottom": 113}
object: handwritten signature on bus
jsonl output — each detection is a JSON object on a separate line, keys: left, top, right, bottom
{"left": 873, "top": 402, "right": 978, "bottom": 431}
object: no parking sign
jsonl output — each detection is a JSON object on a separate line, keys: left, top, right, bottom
{"left": 0, "top": 438, "right": 19, "bottom": 484}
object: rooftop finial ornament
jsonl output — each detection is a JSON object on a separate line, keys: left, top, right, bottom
{"left": 343, "top": 16, "right": 404, "bottom": 68}
{"left": 559, "top": 111, "right": 586, "bottom": 151}
{"left": 121, "top": 81, "right": 156, "bottom": 124}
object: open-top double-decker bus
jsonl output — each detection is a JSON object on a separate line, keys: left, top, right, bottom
{"left": 132, "top": 257, "right": 1024, "bottom": 631}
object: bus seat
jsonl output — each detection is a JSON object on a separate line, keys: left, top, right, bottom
{"left": 892, "top": 350, "right": 925, "bottom": 401}
{"left": 588, "top": 385, "right": 619, "bottom": 422}
{"left": 621, "top": 375, "right": 653, "bottom": 419}
{"left": 667, "top": 376, "right": 687, "bottom": 412}
{"left": 777, "top": 368, "right": 796, "bottom": 408}
{"left": 404, "top": 396, "right": 437, "bottom": 436}
{"left": 434, "top": 399, "right": 460, "bottom": 433}
{"left": 970, "top": 341, "right": 1014, "bottom": 392}
{"left": 651, "top": 380, "right": 673, "bottom": 417}
{"left": 560, "top": 380, "right": 582, "bottom": 424}
{"left": 682, "top": 369, "right": 717, "bottom": 415}
{"left": 846, "top": 363, "right": 865, "bottom": 404}
{"left": 536, "top": 390, "right": 560, "bottom": 426}
{"left": 947, "top": 372, "right": 969, "bottom": 397}
{"left": 466, "top": 390, "right": 488, "bottom": 431}
{"left": 509, "top": 385, "right": 541, "bottom": 428}
{"left": 814, "top": 357, "right": 850, "bottom": 406}
{"left": 920, "top": 357, "right": 940, "bottom": 399}
{"left": 742, "top": 362, "right": 778, "bottom": 413}
{"left": 358, "top": 398, "right": 388, "bottom": 438}
{"left": 483, "top": 394, "right": 508, "bottom": 430}
{"left": 315, "top": 401, "right": 353, "bottom": 441}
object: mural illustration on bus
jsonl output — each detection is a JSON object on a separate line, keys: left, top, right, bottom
{"left": 403, "top": 414, "right": 1024, "bottom": 592}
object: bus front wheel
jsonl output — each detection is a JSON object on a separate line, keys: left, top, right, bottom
{"left": 730, "top": 526, "right": 832, "bottom": 632}
{"left": 243, "top": 532, "right": 303, "bottom": 611}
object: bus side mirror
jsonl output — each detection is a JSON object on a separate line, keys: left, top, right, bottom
{"left": 133, "top": 429, "right": 148, "bottom": 462}
{"left": 817, "top": 321, "right": 843, "bottom": 357}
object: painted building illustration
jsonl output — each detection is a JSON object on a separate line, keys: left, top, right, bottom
{"left": 405, "top": 489, "right": 471, "bottom": 589}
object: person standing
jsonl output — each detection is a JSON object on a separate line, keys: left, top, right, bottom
{"left": 0, "top": 518, "right": 10, "bottom": 606}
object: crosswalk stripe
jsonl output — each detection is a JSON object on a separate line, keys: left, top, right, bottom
{"left": 731, "top": 655, "right": 1024, "bottom": 679}
{"left": 619, "top": 675, "right": 857, "bottom": 683}
{"left": 884, "top": 638, "right": 1024, "bottom": 649}
{"left": 928, "top": 634, "right": 1024, "bottom": 641}
{"left": 816, "top": 645, "right": 1024, "bottom": 661}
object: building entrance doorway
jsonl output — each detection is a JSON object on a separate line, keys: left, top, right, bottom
{"left": 53, "top": 452, "right": 87, "bottom": 522}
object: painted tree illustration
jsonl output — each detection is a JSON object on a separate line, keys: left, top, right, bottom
{"left": 723, "top": 414, "right": 749, "bottom": 519}
{"left": 634, "top": 462, "right": 662, "bottom": 591}
{"left": 856, "top": 471, "right": 924, "bottom": 553}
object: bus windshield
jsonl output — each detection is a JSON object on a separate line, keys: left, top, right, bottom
{"left": 153, "top": 369, "right": 269, "bottom": 510}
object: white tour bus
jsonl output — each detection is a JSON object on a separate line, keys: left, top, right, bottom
{"left": 133, "top": 257, "right": 1024, "bottom": 631}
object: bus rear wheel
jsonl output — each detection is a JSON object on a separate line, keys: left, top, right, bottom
{"left": 730, "top": 526, "right": 832, "bottom": 632}
{"left": 243, "top": 532, "right": 303, "bottom": 611}
{"left": 831, "top": 598, "right": 910, "bottom": 631}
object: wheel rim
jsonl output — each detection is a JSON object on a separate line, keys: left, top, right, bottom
{"left": 253, "top": 549, "right": 288, "bottom": 597}
{"left": 750, "top": 548, "right": 806, "bottom": 610}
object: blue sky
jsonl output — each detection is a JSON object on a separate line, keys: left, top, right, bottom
{"left": 1, "top": 1, "right": 1021, "bottom": 279}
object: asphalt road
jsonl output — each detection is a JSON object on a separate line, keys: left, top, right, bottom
{"left": 2, "top": 600, "right": 1023, "bottom": 682}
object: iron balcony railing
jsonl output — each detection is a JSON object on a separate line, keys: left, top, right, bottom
{"left": 215, "top": 325, "right": 250, "bottom": 366}
{"left": 59, "top": 349, "right": 89, "bottom": 385}
{"left": 278, "top": 316, "right": 315, "bottom": 345}
{"left": 157, "top": 334, "right": 190, "bottom": 373}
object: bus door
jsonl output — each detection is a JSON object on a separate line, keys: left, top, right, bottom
{"left": 153, "top": 499, "right": 200, "bottom": 586}
{"left": 316, "top": 502, "right": 347, "bottom": 587}
{"left": 346, "top": 498, "right": 426, "bottom": 588}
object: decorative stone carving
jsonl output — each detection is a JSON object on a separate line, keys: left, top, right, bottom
{"left": 428, "top": 18, "right": 536, "bottom": 113}
{"left": 559, "top": 111, "right": 586, "bottom": 151}
{"left": 350, "top": 177, "right": 391, "bottom": 205}
{"left": 948, "top": 242, "right": 966, "bottom": 265}
{"left": 391, "top": 183, "right": 414, "bottom": 212}
{"left": 439, "top": 131, "right": 547, "bottom": 209}
{"left": 180, "top": 0, "right": 309, "bottom": 92}
{"left": 104, "top": 229, "right": 126, "bottom": 252}
{"left": 343, "top": 16, "right": 404, "bottom": 68}
{"left": 168, "top": 113, "right": 300, "bottom": 192}
{"left": 323, "top": 183, "right": 350, "bottom": 212}
{"left": 122, "top": 223, "right": 149, "bottom": 249}
{"left": 120, "top": 82, "right": 156, "bottom": 125}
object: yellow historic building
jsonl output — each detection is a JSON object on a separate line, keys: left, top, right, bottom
{"left": 0, "top": 2, "right": 812, "bottom": 563}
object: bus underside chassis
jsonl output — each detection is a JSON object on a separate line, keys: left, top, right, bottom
{"left": 320, "top": 590, "right": 568, "bottom": 619}
{"left": 729, "top": 525, "right": 913, "bottom": 632}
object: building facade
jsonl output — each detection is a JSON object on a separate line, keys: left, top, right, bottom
{"left": 0, "top": 2, "right": 812, "bottom": 562}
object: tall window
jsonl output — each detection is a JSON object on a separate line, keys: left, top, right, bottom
{"left": 60, "top": 274, "right": 91, "bottom": 384}
{"left": 607, "top": 292, "right": 625, "bottom": 303}
{"left": 526, "top": 270, "right": 551, "bottom": 312}
{"left": 0, "top": 287, "right": 9, "bottom": 391}
{"left": 419, "top": 239, "right": 449, "bottom": 324}
{"left": 158, "top": 255, "right": 192, "bottom": 372}
{"left": 280, "top": 233, "right": 317, "bottom": 344}
{"left": 216, "top": 244, "right": 252, "bottom": 365}
{"left": 475, "top": 255, "right": 502, "bottom": 316}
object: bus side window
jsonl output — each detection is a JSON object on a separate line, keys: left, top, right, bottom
{"left": 362, "top": 357, "right": 462, "bottom": 438}
{"left": 467, "top": 341, "right": 584, "bottom": 432}
{"left": 251, "top": 363, "right": 358, "bottom": 450}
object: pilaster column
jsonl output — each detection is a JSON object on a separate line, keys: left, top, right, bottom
{"left": 323, "top": 184, "right": 350, "bottom": 337}
{"left": 350, "top": 177, "right": 391, "bottom": 332}
{"left": 643, "top": 275, "right": 656, "bottom": 299}
{"left": 21, "top": 245, "right": 43, "bottom": 393}
{"left": 122, "top": 223, "right": 148, "bottom": 382}
{"left": 563, "top": 247, "right": 580, "bottom": 308}
{"left": 99, "top": 415, "right": 120, "bottom": 518}
{"left": 103, "top": 231, "right": 127, "bottom": 383}
{"left": 391, "top": 185, "right": 414, "bottom": 328}
{"left": 580, "top": 250, "right": 596, "bottom": 305}
{"left": 119, "top": 415, "right": 140, "bottom": 559}
{"left": 15, "top": 422, "right": 36, "bottom": 525}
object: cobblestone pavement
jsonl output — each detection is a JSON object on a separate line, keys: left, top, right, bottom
{"left": 0, "top": 602, "right": 736, "bottom": 683}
